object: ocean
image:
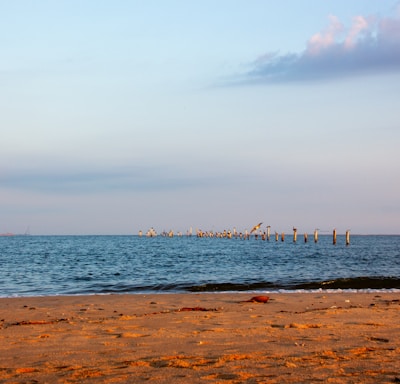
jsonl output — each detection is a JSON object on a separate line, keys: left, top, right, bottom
{"left": 1, "top": 235, "right": 399, "bottom": 297}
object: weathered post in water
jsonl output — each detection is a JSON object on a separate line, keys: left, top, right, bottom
{"left": 275, "top": 232, "right": 279, "bottom": 242}
{"left": 304, "top": 233, "right": 308, "bottom": 243}
{"left": 267, "top": 226, "right": 271, "bottom": 241}
{"left": 281, "top": 232, "right": 285, "bottom": 242}
{"left": 346, "top": 230, "right": 350, "bottom": 246}
{"left": 333, "top": 229, "right": 337, "bottom": 245}
{"left": 314, "top": 229, "right": 318, "bottom": 243}
{"left": 293, "top": 227, "right": 297, "bottom": 243}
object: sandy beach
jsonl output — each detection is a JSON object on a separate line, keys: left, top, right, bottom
{"left": 0, "top": 292, "right": 399, "bottom": 383}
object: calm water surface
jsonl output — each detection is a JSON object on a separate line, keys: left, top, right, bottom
{"left": 1, "top": 235, "right": 399, "bottom": 297}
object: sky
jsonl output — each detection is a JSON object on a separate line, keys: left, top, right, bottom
{"left": 1, "top": 0, "right": 400, "bottom": 235}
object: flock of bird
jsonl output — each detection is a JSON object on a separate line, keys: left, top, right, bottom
{"left": 138, "top": 222, "right": 350, "bottom": 244}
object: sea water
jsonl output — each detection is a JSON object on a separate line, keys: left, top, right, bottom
{"left": 0, "top": 235, "right": 399, "bottom": 297}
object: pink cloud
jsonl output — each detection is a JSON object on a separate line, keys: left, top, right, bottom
{"left": 307, "top": 15, "right": 344, "bottom": 55}
{"left": 241, "top": 12, "right": 400, "bottom": 83}
{"left": 344, "top": 16, "right": 370, "bottom": 49}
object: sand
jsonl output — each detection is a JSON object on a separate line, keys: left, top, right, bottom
{"left": 0, "top": 292, "right": 399, "bottom": 383}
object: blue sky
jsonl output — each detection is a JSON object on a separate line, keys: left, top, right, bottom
{"left": 1, "top": 0, "right": 400, "bottom": 235}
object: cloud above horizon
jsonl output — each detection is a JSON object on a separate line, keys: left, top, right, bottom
{"left": 239, "top": 11, "right": 400, "bottom": 84}
{"left": 0, "top": 165, "right": 236, "bottom": 195}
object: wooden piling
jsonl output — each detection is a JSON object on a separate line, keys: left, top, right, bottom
{"left": 314, "top": 229, "right": 318, "bottom": 243}
{"left": 333, "top": 229, "right": 337, "bottom": 245}
{"left": 267, "top": 226, "right": 271, "bottom": 241}
{"left": 293, "top": 227, "right": 297, "bottom": 243}
{"left": 346, "top": 230, "right": 350, "bottom": 246}
{"left": 281, "top": 232, "right": 285, "bottom": 242}
{"left": 275, "top": 232, "right": 279, "bottom": 242}
{"left": 304, "top": 233, "right": 308, "bottom": 243}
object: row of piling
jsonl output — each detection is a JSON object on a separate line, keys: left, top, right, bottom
{"left": 255, "top": 227, "right": 350, "bottom": 246}
{"left": 139, "top": 227, "right": 350, "bottom": 245}
{"left": 292, "top": 228, "right": 350, "bottom": 246}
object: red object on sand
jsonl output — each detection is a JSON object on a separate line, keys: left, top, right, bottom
{"left": 247, "top": 296, "right": 270, "bottom": 303}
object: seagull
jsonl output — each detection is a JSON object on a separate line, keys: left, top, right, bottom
{"left": 250, "top": 222, "right": 263, "bottom": 234}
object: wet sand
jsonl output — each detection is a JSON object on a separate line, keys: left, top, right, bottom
{"left": 1, "top": 292, "right": 399, "bottom": 383}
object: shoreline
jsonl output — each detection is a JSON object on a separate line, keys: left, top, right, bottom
{"left": 1, "top": 292, "right": 399, "bottom": 383}
{"left": 2, "top": 287, "right": 400, "bottom": 299}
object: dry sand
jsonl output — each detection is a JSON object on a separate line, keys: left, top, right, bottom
{"left": 0, "top": 292, "right": 399, "bottom": 383}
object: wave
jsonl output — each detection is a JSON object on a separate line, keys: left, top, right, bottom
{"left": 2, "top": 277, "right": 400, "bottom": 298}
{"left": 185, "top": 276, "right": 400, "bottom": 292}
{"left": 70, "top": 276, "right": 400, "bottom": 295}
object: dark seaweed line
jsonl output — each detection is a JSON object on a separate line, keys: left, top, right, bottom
{"left": 79, "top": 276, "right": 400, "bottom": 294}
